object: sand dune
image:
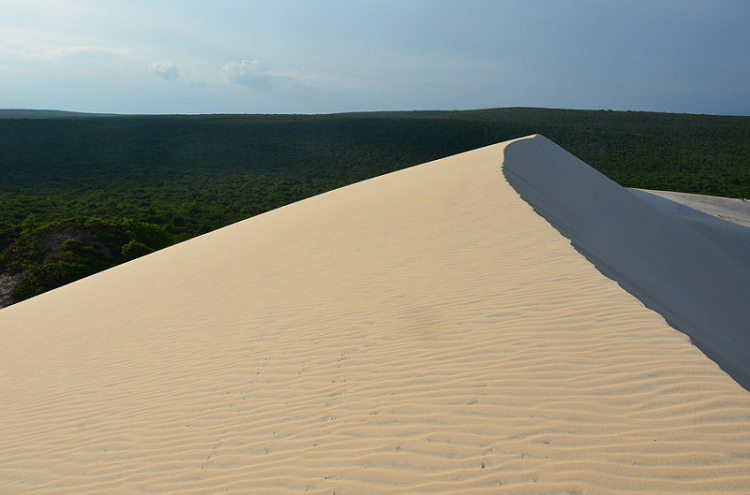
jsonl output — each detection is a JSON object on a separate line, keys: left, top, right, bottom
{"left": 1, "top": 136, "right": 749, "bottom": 494}
{"left": 504, "top": 135, "right": 750, "bottom": 390}
{"left": 629, "top": 188, "right": 750, "bottom": 267}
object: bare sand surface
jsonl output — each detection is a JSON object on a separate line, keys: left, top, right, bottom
{"left": 1, "top": 136, "right": 749, "bottom": 494}
{"left": 630, "top": 189, "right": 750, "bottom": 229}
{"left": 629, "top": 188, "right": 750, "bottom": 267}
{"left": 504, "top": 135, "right": 750, "bottom": 390}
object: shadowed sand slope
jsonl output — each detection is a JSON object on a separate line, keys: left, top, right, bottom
{"left": 504, "top": 135, "right": 750, "bottom": 390}
{"left": 1, "top": 137, "right": 750, "bottom": 494}
{"left": 629, "top": 188, "right": 750, "bottom": 268}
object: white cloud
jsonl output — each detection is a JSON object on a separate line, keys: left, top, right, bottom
{"left": 150, "top": 61, "right": 179, "bottom": 80}
{"left": 0, "top": 39, "right": 127, "bottom": 63}
{"left": 186, "top": 70, "right": 208, "bottom": 87}
{"left": 54, "top": 46, "right": 126, "bottom": 59}
{"left": 220, "top": 59, "right": 287, "bottom": 90}
{"left": 219, "top": 58, "right": 375, "bottom": 94}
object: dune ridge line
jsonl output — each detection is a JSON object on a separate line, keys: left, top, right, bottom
{"left": 503, "top": 134, "right": 750, "bottom": 390}
{"left": 1, "top": 137, "right": 749, "bottom": 493}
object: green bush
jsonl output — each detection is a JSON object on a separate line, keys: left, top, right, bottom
{"left": 121, "top": 240, "right": 154, "bottom": 260}
{"left": 10, "top": 261, "right": 97, "bottom": 301}
{"left": 0, "top": 230, "right": 44, "bottom": 274}
{"left": 0, "top": 216, "right": 178, "bottom": 305}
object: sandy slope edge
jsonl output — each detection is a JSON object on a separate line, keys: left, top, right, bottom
{"left": 629, "top": 188, "right": 750, "bottom": 267}
{"left": 1, "top": 137, "right": 749, "bottom": 494}
{"left": 504, "top": 135, "right": 750, "bottom": 390}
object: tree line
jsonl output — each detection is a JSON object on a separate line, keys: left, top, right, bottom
{"left": 1, "top": 107, "right": 748, "bottom": 306}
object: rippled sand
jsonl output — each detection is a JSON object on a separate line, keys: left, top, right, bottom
{"left": 1, "top": 136, "right": 748, "bottom": 494}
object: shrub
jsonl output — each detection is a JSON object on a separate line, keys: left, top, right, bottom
{"left": 121, "top": 240, "right": 154, "bottom": 260}
{"left": 10, "top": 261, "right": 95, "bottom": 302}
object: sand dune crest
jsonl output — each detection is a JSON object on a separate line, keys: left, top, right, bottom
{"left": 1, "top": 136, "right": 749, "bottom": 494}
{"left": 503, "top": 135, "right": 750, "bottom": 389}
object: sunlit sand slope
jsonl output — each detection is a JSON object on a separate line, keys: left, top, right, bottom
{"left": 1, "top": 137, "right": 749, "bottom": 494}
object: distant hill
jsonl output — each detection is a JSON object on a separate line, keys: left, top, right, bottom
{"left": 0, "top": 109, "right": 120, "bottom": 118}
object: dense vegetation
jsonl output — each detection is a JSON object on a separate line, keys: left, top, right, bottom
{"left": 1, "top": 107, "right": 749, "bottom": 306}
{"left": 0, "top": 215, "right": 177, "bottom": 306}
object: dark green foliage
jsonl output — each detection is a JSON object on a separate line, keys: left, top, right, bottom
{"left": 0, "top": 215, "right": 43, "bottom": 274}
{"left": 11, "top": 260, "right": 99, "bottom": 302}
{"left": 1, "top": 107, "right": 749, "bottom": 306}
{"left": 121, "top": 240, "right": 153, "bottom": 261}
{"left": 0, "top": 216, "right": 179, "bottom": 305}
{"left": 0, "top": 113, "right": 517, "bottom": 233}
{"left": 1, "top": 110, "right": 748, "bottom": 235}
{"left": 119, "top": 219, "right": 173, "bottom": 250}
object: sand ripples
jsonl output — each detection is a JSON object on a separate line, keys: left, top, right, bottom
{"left": 1, "top": 139, "right": 749, "bottom": 493}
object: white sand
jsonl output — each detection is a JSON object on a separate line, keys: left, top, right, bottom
{"left": 1, "top": 136, "right": 749, "bottom": 494}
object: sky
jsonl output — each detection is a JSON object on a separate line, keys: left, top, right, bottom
{"left": 1, "top": 0, "right": 749, "bottom": 115}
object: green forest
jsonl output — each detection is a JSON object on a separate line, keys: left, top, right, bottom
{"left": 2, "top": 107, "right": 749, "bottom": 306}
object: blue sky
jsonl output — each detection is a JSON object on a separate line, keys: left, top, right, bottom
{"left": 1, "top": 0, "right": 749, "bottom": 115}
